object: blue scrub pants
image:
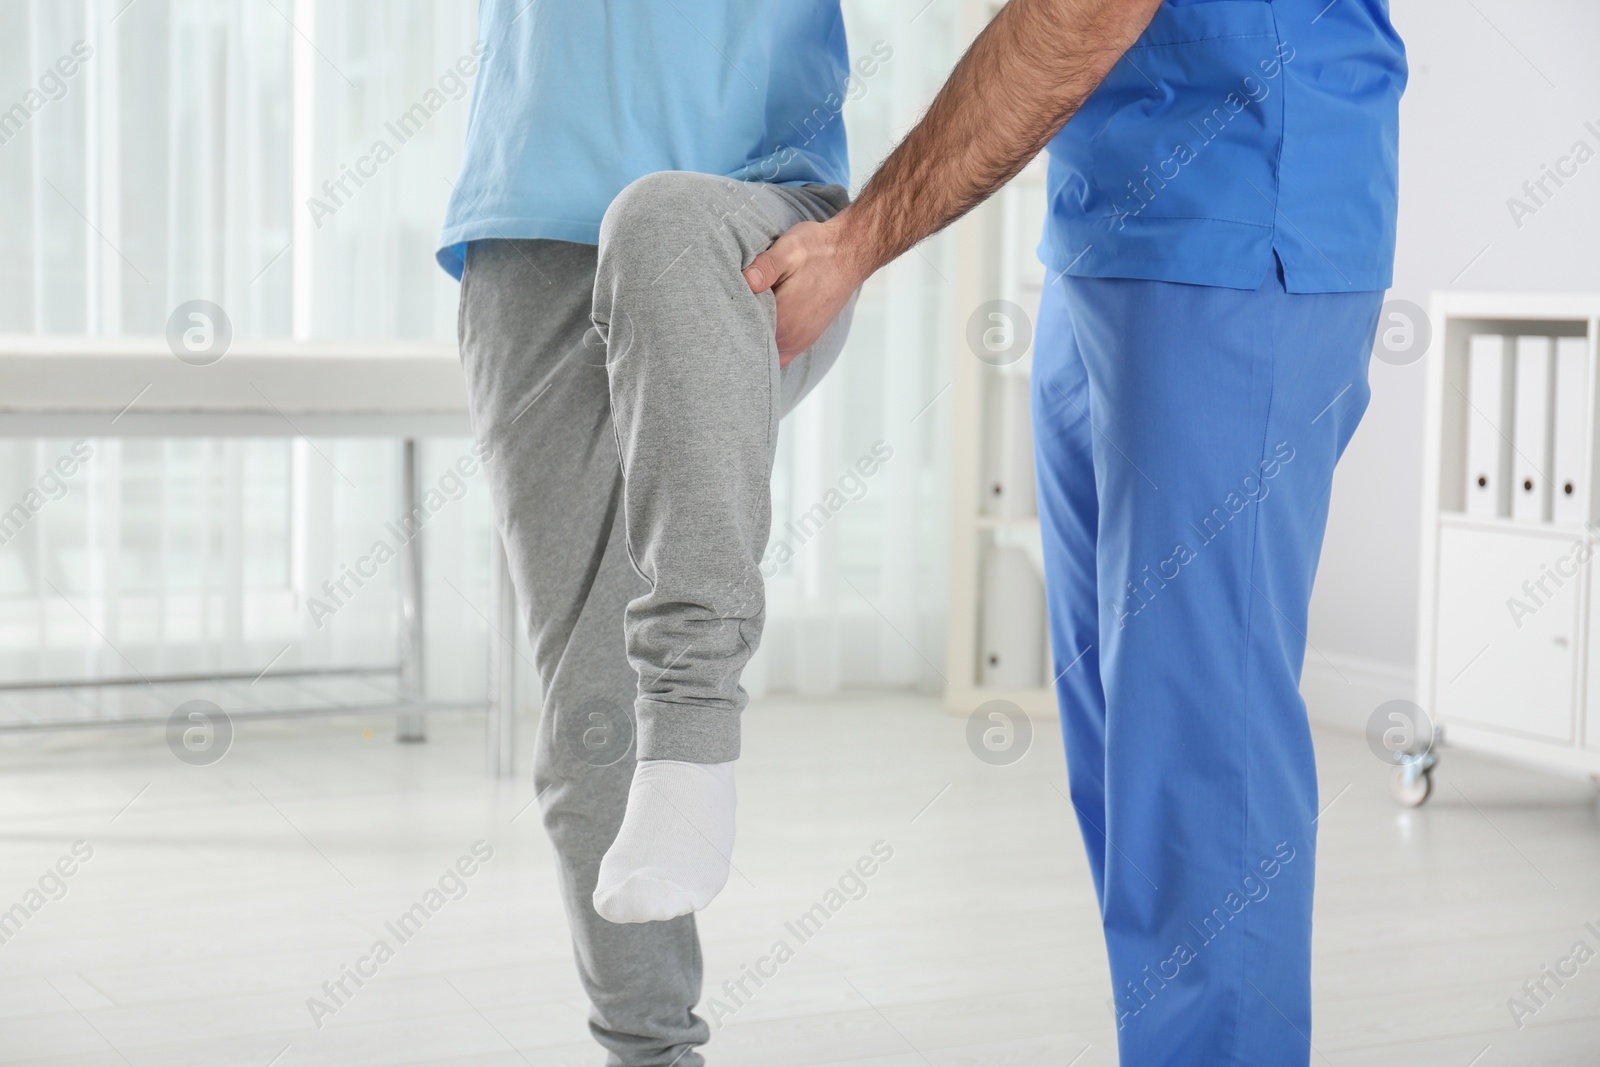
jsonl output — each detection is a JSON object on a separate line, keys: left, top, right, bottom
{"left": 1031, "top": 258, "right": 1383, "bottom": 1066}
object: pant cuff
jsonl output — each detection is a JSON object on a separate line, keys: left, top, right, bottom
{"left": 635, "top": 699, "right": 741, "bottom": 763}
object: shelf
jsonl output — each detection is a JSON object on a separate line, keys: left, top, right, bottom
{"left": 1432, "top": 292, "right": 1600, "bottom": 322}
{"left": 944, "top": 683, "right": 1059, "bottom": 721}
{"left": 975, "top": 515, "right": 1041, "bottom": 531}
{"left": 1417, "top": 292, "right": 1600, "bottom": 775}
{"left": 1437, "top": 512, "right": 1590, "bottom": 540}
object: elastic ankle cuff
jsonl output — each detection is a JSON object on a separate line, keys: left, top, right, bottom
{"left": 635, "top": 699, "right": 741, "bottom": 762}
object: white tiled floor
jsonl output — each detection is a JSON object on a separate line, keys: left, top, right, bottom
{"left": 1, "top": 692, "right": 1597, "bottom": 1065}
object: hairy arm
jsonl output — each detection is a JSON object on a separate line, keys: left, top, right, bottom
{"left": 747, "top": 0, "right": 1166, "bottom": 362}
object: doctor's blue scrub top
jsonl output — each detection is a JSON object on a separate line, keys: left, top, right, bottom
{"left": 436, "top": 0, "right": 851, "bottom": 280}
{"left": 1041, "top": 0, "right": 1407, "bottom": 293}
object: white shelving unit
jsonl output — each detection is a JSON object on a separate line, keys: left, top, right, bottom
{"left": 942, "top": 4, "right": 1057, "bottom": 719}
{"left": 1416, "top": 291, "right": 1600, "bottom": 799}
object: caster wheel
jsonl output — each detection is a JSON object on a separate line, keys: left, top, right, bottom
{"left": 1391, "top": 763, "right": 1433, "bottom": 807}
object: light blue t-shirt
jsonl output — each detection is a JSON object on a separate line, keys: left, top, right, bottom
{"left": 1041, "top": 0, "right": 1407, "bottom": 293}
{"left": 437, "top": 1, "right": 851, "bottom": 279}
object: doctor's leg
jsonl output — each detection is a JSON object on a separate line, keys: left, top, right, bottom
{"left": 1035, "top": 262, "right": 1381, "bottom": 1066}
{"left": 1032, "top": 289, "right": 1111, "bottom": 908}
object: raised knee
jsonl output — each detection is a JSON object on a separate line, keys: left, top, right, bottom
{"left": 597, "top": 172, "right": 748, "bottom": 285}
{"left": 603, "top": 172, "right": 709, "bottom": 233}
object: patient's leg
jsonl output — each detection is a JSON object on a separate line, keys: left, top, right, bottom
{"left": 459, "top": 238, "right": 710, "bottom": 1063}
{"left": 590, "top": 172, "right": 854, "bottom": 923}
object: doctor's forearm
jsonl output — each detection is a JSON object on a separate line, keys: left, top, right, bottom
{"left": 834, "top": 0, "right": 1162, "bottom": 276}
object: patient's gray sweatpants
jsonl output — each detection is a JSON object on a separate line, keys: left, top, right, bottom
{"left": 457, "top": 172, "right": 852, "bottom": 1067}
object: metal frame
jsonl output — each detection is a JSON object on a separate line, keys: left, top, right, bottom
{"left": 0, "top": 425, "right": 523, "bottom": 778}
{"left": 0, "top": 440, "right": 447, "bottom": 736}
{"left": 0, "top": 692, "right": 484, "bottom": 733}
{"left": 396, "top": 438, "right": 429, "bottom": 743}
{"left": 485, "top": 532, "right": 519, "bottom": 777}
{"left": 0, "top": 663, "right": 399, "bottom": 692}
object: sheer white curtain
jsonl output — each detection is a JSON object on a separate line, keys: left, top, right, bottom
{"left": 0, "top": 0, "right": 960, "bottom": 702}
{"left": 756, "top": 4, "right": 962, "bottom": 698}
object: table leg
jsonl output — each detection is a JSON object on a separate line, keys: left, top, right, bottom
{"left": 397, "top": 438, "right": 427, "bottom": 742}
{"left": 486, "top": 529, "right": 518, "bottom": 777}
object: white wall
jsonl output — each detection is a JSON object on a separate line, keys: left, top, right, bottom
{"left": 1306, "top": 0, "right": 1600, "bottom": 718}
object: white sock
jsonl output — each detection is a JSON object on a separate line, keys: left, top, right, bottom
{"left": 593, "top": 759, "right": 736, "bottom": 924}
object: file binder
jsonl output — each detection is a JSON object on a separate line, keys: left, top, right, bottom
{"left": 980, "top": 544, "right": 1045, "bottom": 688}
{"left": 1551, "top": 336, "right": 1589, "bottom": 525}
{"left": 1510, "top": 336, "right": 1554, "bottom": 522}
{"left": 1464, "top": 334, "right": 1514, "bottom": 518}
{"left": 982, "top": 371, "right": 1037, "bottom": 518}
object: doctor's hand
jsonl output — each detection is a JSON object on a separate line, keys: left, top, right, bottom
{"left": 746, "top": 0, "right": 1165, "bottom": 365}
{"left": 744, "top": 214, "right": 873, "bottom": 367}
